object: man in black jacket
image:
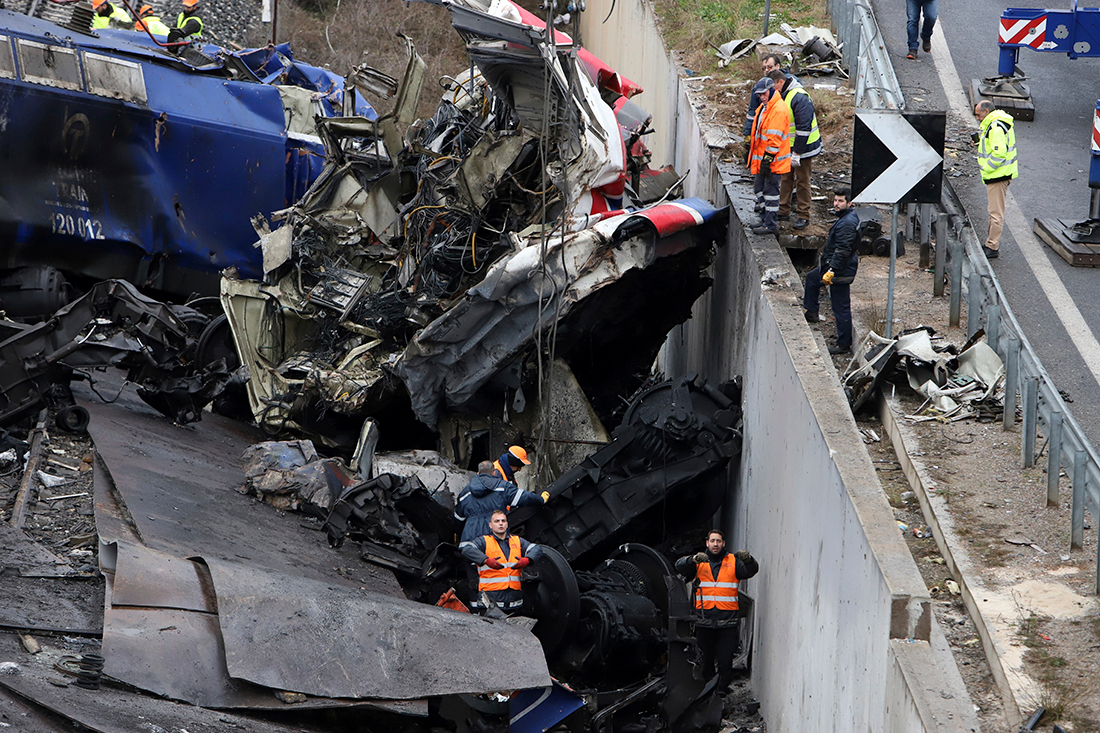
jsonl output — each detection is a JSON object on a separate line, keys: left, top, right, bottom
{"left": 803, "top": 188, "right": 860, "bottom": 355}
{"left": 675, "top": 530, "right": 759, "bottom": 694}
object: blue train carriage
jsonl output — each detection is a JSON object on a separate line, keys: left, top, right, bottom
{"left": 0, "top": 7, "right": 374, "bottom": 316}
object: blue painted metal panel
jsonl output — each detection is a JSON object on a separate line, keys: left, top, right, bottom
{"left": 0, "top": 9, "right": 373, "bottom": 296}
{"left": 509, "top": 682, "right": 585, "bottom": 733}
{"left": 999, "top": 4, "right": 1100, "bottom": 74}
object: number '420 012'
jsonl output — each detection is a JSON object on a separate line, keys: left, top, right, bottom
{"left": 51, "top": 212, "right": 105, "bottom": 239}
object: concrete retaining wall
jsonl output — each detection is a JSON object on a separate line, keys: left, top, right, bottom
{"left": 579, "top": 2, "right": 978, "bottom": 730}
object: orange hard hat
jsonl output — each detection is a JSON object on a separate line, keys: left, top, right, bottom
{"left": 91, "top": 0, "right": 107, "bottom": 8}
{"left": 138, "top": 4, "right": 152, "bottom": 15}
{"left": 182, "top": 0, "right": 199, "bottom": 7}
{"left": 508, "top": 446, "right": 531, "bottom": 465}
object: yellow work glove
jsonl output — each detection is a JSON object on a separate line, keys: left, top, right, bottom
{"left": 540, "top": 491, "right": 550, "bottom": 502}
{"left": 821, "top": 270, "right": 835, "bottom": 286}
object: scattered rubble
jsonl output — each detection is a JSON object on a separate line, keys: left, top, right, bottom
{"left": 0, "top": 0, "right": 762, "bottom": 730}
{"left": 842, "top": 327, "right": 1005, "bottom": 421}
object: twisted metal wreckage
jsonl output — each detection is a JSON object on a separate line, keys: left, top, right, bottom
{"left": 0, "top": 0, "right": 753, "bottom": 730}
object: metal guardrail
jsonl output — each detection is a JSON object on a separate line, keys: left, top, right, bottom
{"left": 942, "top": 185, "right": 1100, "bottom": 590}
{"left": 824, "top": 0, "right": 1100, "bottom": 589}
{"left": 826, "top": 0, "right": 904, "bottom": 110}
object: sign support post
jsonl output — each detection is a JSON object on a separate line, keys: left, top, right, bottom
{"left": 887, "top": 203, "right": 898, "bottom": 338}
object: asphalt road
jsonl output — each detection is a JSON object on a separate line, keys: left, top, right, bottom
{"left": 870, "top": 0, "right": 1100, "bottom": 448}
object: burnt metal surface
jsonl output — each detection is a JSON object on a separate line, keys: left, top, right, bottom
{"left": 110, "top": 541, "right": 213, "bottom": 612}
{"left": 518, "top": 375, "right": 743, "bottom": 565}
{"left": 102, "top": 543, "right": 429, "bottom": 713}
{"left": 0, "top": 280, "right": 222, "bottom": 430}
{"left": 101, "top": 604, "right": 278, "bottom": 709}
{"left": 323, "top": 473, "right": 457, "bottom": 562}
{"left": 204, "top": 555, "right": 552, "bottom": 699}
{"left": 79, "top": 384, "right": 402, "bottom": 596}
{"left": 0, "top": 633, "right": 335, "bottom": 733}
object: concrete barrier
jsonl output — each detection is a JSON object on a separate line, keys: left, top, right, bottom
{"left": 580, "top": 2, "right": 979, "bottom": 729}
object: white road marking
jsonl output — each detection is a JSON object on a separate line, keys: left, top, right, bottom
{"left": 928, "top": 30, "right": 1100, "bottom": 388}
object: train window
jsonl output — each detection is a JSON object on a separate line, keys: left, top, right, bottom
{"left": 0, "top": 37, "right": 14, "bottom": 80}
{"left": 84, "top": 53, "right": 148, "bottom": 105}
{"left": 16, "top": 39, "right": 81, "bottom": 91}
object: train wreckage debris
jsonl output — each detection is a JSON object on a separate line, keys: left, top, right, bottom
{"left": 0, "top": 0, "right": 750, "bottom": 730}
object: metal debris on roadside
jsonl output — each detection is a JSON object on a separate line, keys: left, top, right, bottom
{"left": 843, "top": 327, "right": 1005, "bottom": 420}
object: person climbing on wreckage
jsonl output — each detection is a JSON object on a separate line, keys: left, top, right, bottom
{"left": 493, "top": 444, "right": 532, "bottom": 485}
{"left": 455, "top": 460, "right": 548, "bottom": 543}
{"left": 460, "top": 509, "right": 544, "bottom": 616}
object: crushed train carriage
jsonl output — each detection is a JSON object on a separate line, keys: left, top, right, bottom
{"left": 0, "top": 3, "right": 374, "bottom": 317}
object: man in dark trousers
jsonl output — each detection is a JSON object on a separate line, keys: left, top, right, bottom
{"left": 803, "top": 188, "right": 860, "bottom": 354}
{"left": 772, "top": 74, "right": 822, "bottom": 231}
{"left": 455, "top": 461, "right": 548, "bottom": 543}
{"left": 676, "top": 530, "right": 759, "bottom": 694}
{"left": 748, "top": 70, "right": 792, "bottom": 236}
{"left": 460, "top": 510, "right": 544, "bottom": 615}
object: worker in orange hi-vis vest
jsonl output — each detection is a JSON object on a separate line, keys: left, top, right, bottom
{"left": 676, "top": 529, "right": 759, "bottom": 694}
{"left": 460, "top": 510, "right": 544, "bottom": 616}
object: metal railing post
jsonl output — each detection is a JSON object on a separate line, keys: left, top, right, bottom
{"left": 1095, "top": 520, "right": 1100, "bottom": 594}
{"left": 1047, "top": 411, "right": 1063, "bottom": 506}
{"left": 1004, "top": 336, "right": 1019, "bottom": 429}
{"left": 987, "top": 304, "right": 1000, "bottom": 354}
{"left": 934, "top": 213, "right": 947, "bottom": 297}
{"left": 949, "top": 238, "right": 962, "bottom": 326}
{"left": 1022, "top": 377, "right": 1039, "bottom": 468}
{"left": 848, "top": 3, "right": 860, "bottom": 79}
{"left": 905, "top": 203, "right": 915, "bottom": 242}
{"left": 919, "top": 204, "right": 931, "bottom": 268}
{"left": 1072, "top": 449, "right": 1086, "bottom": 550}
{"left": 967, "top": 272, "right": 981, "bottom": 339}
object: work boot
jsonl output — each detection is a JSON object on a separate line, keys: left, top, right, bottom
{"left": 792, "top": 217, "right": 809, "bottom": 230}
{"left": 751, "top": 225, "right": 778, "bottom": 236}
{"left": 804, "top": 310, "right": 821, "bottom": 323}
{"left": 923, "top": 37, "right": 931, "bottom": 52}
{"left": 982, "top": 246, "right": 999, "bottom": 259}
{"left": 907, "top": 48, "right": 917, "bottom": 60}
{"left": 828, "top": 343, "right": 851, "bottom": 355}
{"left": 777, "top": 213, "right": 790, "bottom": 221}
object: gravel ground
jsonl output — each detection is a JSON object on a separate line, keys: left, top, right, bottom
{"left": 2, "top": 0, "right": 265, "bottom": 49}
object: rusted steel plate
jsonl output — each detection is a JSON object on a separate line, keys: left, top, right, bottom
{"left": 205, "top": 556, "right": 552, "bottom": 699}
{"left": 110, "top": 541, "right": 213, "bottom": 613}
{"left": 101, "top": 605, "right": 275, "bottom": 709}
{"left": 99, "top": 603, "right": 429, "bottom": 713}
{"left": 80, "top": 396, "right": 402, "bottom": 598}
{"left": 92, "top": 454, "right": 141, "bottom": 549}
{"left": 0, "top": 633, "right": 337, "bottom": 732}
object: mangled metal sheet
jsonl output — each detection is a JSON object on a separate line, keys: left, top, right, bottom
{"left": 371, "top": 450, "right": 475, "bottom": 498}
{"left": 101, "top": 544, "right": 428, "bottom": 714}
{"left": 394, "top": 203, "right": 723, "bottom": 426}
{"left": 204, "top": 556, "right": 551, "bottom": 699}
{"left": 843, "top": 328, "right": 1005, "bottom": 420}
{"left": 0, "top": 634, "right": 339, "bottom": 733}
{"left": 110, "top": 542, "right": 213, "bottom": 612}
{"left": 79, "top": 386, "right": 401, "bottom": 595}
